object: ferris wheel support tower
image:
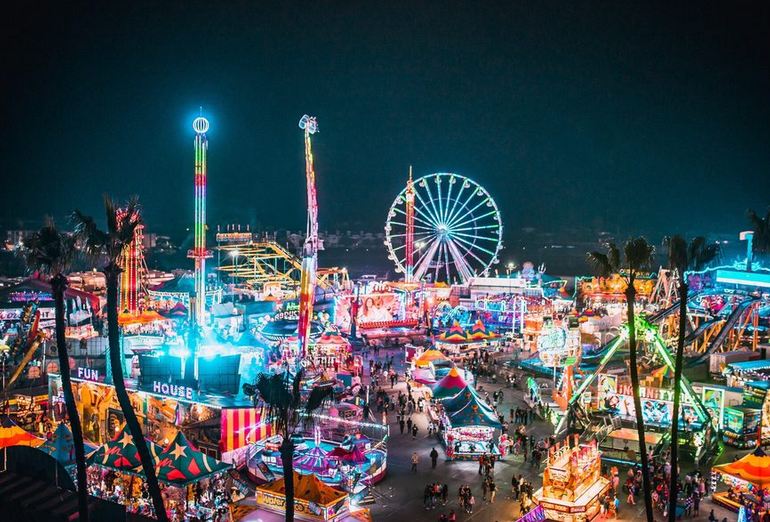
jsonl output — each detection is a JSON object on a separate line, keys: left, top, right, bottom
{"left": 188, "top": 113, "right": 212, "bottom": 325}
{"left": 405, "top": 166, "right": 415, "bottom": 283}
{"left": 297, "top": 114, "right": 320, "bottom": 358}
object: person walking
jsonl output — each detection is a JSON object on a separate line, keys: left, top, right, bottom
{"left": 411, "top": 452, "right": 419, "bottom": 472}
{"left": 430, "top": 447, "right": 439, "bottom": 469}
{"left": 399, "top": 418, "right": 405, "bottom": 434}
{"left": 489, "top": 481, "right": 497, "bottom": 503}
{"left": 412, "top": 424, "right": 418, "bottom": 439}
{"left": 481, "top": 479, "right": 488, "bottom": 501}
{"left": 511, "top": 475, "right": 519, "bottom": 500}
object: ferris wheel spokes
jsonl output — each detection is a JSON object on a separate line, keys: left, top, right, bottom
{"left": 384, "top": 172, "right": 502, "bottom": 283}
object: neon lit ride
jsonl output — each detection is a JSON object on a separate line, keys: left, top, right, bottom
{"left": 188, "top": 113, "right": 212, "bottom": 325}
{"left": 384, "top": 172, "right": 503, "bottom": 283}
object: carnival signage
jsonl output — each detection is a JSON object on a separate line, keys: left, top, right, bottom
{"left": 152, "top": 381, "right": 194, "bottom": 400}
{"left": 77, "top": 367, "right": 100, "bottom": 382}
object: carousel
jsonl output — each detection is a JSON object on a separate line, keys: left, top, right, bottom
{"left": 711, "top": 447, "right": 770, "bottom": 512}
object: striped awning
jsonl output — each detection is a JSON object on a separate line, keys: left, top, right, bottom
{"left": 220, "top": 408, "right": 273, "bottom": 453}
{"left": 0, "top": 416, "right": 44, "bottom": 449}
{"left": 713, "top": 448, "right": 770, "bottom": 489}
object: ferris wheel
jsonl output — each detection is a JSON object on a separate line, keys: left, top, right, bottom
{"left": 384, "top": 172, "right": 503, "bottom": 283}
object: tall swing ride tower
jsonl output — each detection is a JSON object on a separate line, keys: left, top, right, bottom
{"left": 297, "top": 114, "right": 320, "bottom": 358}
{"left": 188, "top": 114, "right": 212, "bottom": 325}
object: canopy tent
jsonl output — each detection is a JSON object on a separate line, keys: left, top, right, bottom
{"left": 468, "top": 319, "right": 498, "bottom": 340}
{"left": 440, "top": 386, "right": 489, "bottom": 411}
{"left": 0, "top": 415, "right": 44, "bottom": 449}
{"left": 712, "top": 448, "right": 770, "bottom": 489}
{"left": 447, "top": 395, "right": 502, "bottom": 429}
{"left": 431, "top": 367, "right": 468, "bottom": 400}
{"left": 258, "top": 470, "right": 347, "bottom": 507}
{"left": 315, "top": 333, "right": 351, "bottom": 347}
{"left": 414, "top": 349, "right": 450, "bottom": 367}
{"left": 156, "top": 430, "right": 231, "bottom": 486}
{"left": 411, "top": 367, "right": 437, "bottom": 385}
{"left": 38, "top": 422, "right": 97, "bottom": 466}
{"left": 87, "top": 425, "right": 163, "bottom": 473}
{"left": 437, "top": 322, "right": 468, "bottom": 344}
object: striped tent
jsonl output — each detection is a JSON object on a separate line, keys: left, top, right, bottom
{"left": 438, "top": 322, "right": 469, "bottom": 344}
{"left": 157, "top": 430, "right": 230, "bottom": 485}
{"left": 87, "top": 425, "right": 163, "bottom": 473}
{"left": 220, "top": 408, "right": 272, "bottom": 453}
{"left": 414, "top": 349, "right": 450, "bottom": 367}
{"left": 713, "top": 448, "right": 770, "bottom": 489}
{"left": 0, "top": 415, "right": 44, "bottom": 449}
{"left": 469, "top": 319, "right": 497, "bottom": 340}
{"left": 431, "top": 366, "right": 468, "bottom": 400}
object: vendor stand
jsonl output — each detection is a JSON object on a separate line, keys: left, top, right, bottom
{"left": 711, "top": 448, "right": 770, "bottom": 512}
{"left": 256, "top": 471, "right": 349, "bottom": 521}
{"left": 533, "top": 435, "right": 610, "bottom": 522}
{"left": 440, "top": 387, "right": 501, "bottom": 460}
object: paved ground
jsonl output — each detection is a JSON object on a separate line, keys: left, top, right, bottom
{"left": 360, "top": 346, "right": 741, "bottom": 522}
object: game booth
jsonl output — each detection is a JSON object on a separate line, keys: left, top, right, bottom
{"left": 533, "top": 435, "right": 610, "bottom": 522}
{"left": 433, "top": 320, "right": 503, "bottom": 357}
{"left": 255, "top": 471, "right": 349, "bottom": 522}
{"left": 711, "top": 448, "right": 770, "bottom": 512}
{"left": 87, "top": 426, "right": 232, "bottom": 519}
{"left": 410, "top": 349, "right": 453, "bottom": 386}
{"left": 430, "top": 366, "right": 470, "bottom": 401}
{"left": 439, "top": 386, "right": 502, "bottom": 460}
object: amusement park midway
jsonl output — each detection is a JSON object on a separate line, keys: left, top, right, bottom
{"left": 1, "top": 112, "right": 768, "bottom": 522}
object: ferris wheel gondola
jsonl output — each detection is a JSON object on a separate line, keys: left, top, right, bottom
{"left": 384, "top": 172, "right": 503, "bottom": 283}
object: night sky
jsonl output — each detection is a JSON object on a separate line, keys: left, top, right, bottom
{"left": 3, "top": 1, "right": 769, "bottom": 241}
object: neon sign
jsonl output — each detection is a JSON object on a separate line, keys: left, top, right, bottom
{"left": 77, "top": 367, "right": 100, "bottom": 382}
{"left": 152, "top": 381, "right": 194, "bottom": 400}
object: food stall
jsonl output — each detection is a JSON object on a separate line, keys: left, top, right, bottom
{"left": 440, "top": 387, "right": 501, "bottom": 459}
{"left": 533, "top": 435, "right": 610, "bottom": 522}
{"left": 711, "top": 448, "right": 770, "bottom": 512}
{"left": 256, "top": 471, "right": 349, "bottom": 521}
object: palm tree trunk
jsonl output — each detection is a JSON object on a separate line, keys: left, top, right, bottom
{"left": 668, "top": 282, "right": 688, "bottom": 522}
{"left": 52, "top": 274, "right": 90, "bottom": 522}
{"left": 104, "top": 264, "right": 168, "bottom": 522}
{"left": 626, "top": 283, "right": 653, "bottom": 522}
{"left": 280, "top": 436, "right": 295, "bottom": 522}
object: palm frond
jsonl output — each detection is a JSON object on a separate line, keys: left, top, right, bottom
{"left": 663, "top": 235, "right": 687, "bottom": 273}
{"left": 624, "top": 236, "right": 655, "bottom": 274}
{"left": 689, "top": 237, "right": 720, "bottom": 271}
{"left": 586, "top": 251, "right": 613, "bottom": 277}
{"left": 21, "top": 217, "right": 76, "bottom": 276}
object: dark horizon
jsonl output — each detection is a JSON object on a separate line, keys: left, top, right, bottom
{"left": 3, "top": 1, "right": 769, "bottom": 241}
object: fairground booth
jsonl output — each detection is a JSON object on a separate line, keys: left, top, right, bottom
{"left": 86, "top": 426, "right": 231, "bottom": 520}
{"left": 256, "top": 471, "right": 348, "bottom": 521}
{"left": 711, "top": 448, "right": 770, "bottom": 512}
{"left": 48, "top": 371, "right": 273, "bottom": 464}
{"left": 533, "top": 435, "right": 610, "bottom": 522}
{"left": 410, "top": 349, "right": 453, "bottom": 387}
{"left": 433, "top": 320, "right": 502, "bottom": 357}
{"left": 438, "top": 385, "right": 502, "bottom": 459}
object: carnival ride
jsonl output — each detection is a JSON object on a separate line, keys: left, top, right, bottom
{"left": 384, "top": 172, "right": 503, "bottom": 284}
{"left": 558, "top": 316, "right": 718, "bottom": 462}
{"left": 297, "top": 114, "right": 321, "bottom": 358}
{"left": 117, "top": 206, "right": 147, "bottom": 314}
{"left": 1, "top": 305, "right": 46, "bottom": 393}
{"left": 188, "top": 113, "right": 213, "bottom": 325}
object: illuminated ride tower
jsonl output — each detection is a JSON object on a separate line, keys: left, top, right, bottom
{"left": 297, "top": 114, "right": 320, "bottom": 358}
{"left": 188, "top": 114, "right": 212, "bottom": 325}
{"left": 118, "top": 208, "right": 145, "bottom": 314}
{"left": 404, "top": 166, "right": 415, "bottom": 282}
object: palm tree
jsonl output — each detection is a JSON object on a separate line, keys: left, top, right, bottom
{"left": 72, "top": 196, "right": 168, "bottom": 522}
{"left": 663, "top": 235, "right": 719, "bottom": 522}
{"left": 588, "top": 237, "right": 655, "bottom": 522}
{"left": 747, "top": 208, "right": 770, "bottom": 271}
{"left": 22, "top": 219, "right": 90, "bottom": 522}
{"left": 245, "top": 370, "right": 333, "bottom": 522}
